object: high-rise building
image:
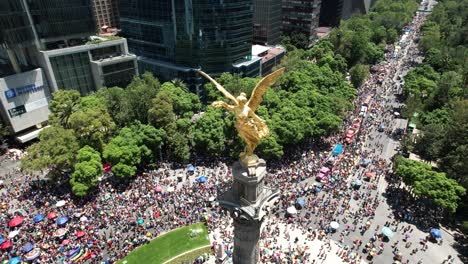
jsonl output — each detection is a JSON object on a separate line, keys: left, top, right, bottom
{"left": 282, "top": 0, "right": 322, "bottom": 45}
{"left": 92, "top": 0, "right": 120, "bottom": 30}
{"left": 342, "top": 0, "right": 375, "bottom": 20}
{"left": 0, "top": 0, "right": 51, "bottom": 141}
{"left": 320, "top": 0, "right": 375, "bottom": 26}
{"left": 0, "top": 0, "right": 137, "bottom": 141}
{"left": 26, "top": 0, "right": 97, "bottom": 50}
{"left": 319, "top": 0, "right": 343, "bottom": 27}
{"left": 119, "top": 0, "right": 259, "bottom": 91}
{"left": 253, "top": 0, "right": 282, "bottom": 45}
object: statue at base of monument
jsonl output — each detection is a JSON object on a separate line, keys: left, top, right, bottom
{"left": 197, "top": 68, "right": 285, "bottom": 166}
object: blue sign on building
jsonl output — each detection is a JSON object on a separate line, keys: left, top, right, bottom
{"left": 4, "top": 84, "right": 43, "bottom": 99}
{"left": 4, "top": 89, "right": 16, "bottom": 99}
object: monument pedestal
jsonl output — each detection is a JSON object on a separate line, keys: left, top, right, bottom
{"left": 218, "top": 159, "right": 279, "bottom": 264}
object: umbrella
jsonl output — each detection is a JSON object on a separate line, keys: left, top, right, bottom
{"left": 354, "top": 180, "right": 362, "bottom": 186}
{"left": 137, "top": 219, "right": 144, "bottom": 225}
{"left": 430, "top": 228, "right": 442, "bottom": 239}
{"left": 8, "top": 257, "right": 20, "bottom": 264}
{"left": 365, "top": 172, "right": 374, "bottom": 178}
{"left": 286, "top": 206, "right": 297, "bottom": 215}
{"left": 80, "top": 216, "right": 88, "bottom": 222}
{"left": 33, "top": 214, "right": 45, "bottom": 223}
{"left": 8, "top": 230, "right": 19, "bottom": 238}
{"left": 24, "top": 248, "right": 41, "bottom": 261}
{"left": 1, "top": 241, "right": 13, "bottom": 249}
{"left": 381, "top": 227, "right": 394, "bottom": 238}
{"left": 296, "top": 198, "right": 305, "bottom": 208}
{"left": 47, "top": 212, "right": 58, "bottom": 219}
{"left": 330, "top": 221, "right": 340, "bottom": 229}
{"left": 155, "top": 186, "right": 163, "bottom": 193}
{"left": 75, "top": 231, "right": 86, "bottom": 238}
{"left": 332, "top": 144, "right": 343, "bottom": 155}
{"left": 62, "top": 239, "right": 71, "bottom": 246}
{"left": 56, "top": 200, "right": 66, "bottom": 207}
{"left": 57, "top": 216, "right": 69, "bottom": 225}
{"left": 208, "top": 196, "right": 216, "bottom": 202}
{"left": 0, "top": 237, "right": 3, "bottom": 244}
{"left": 53, "top": 228, "right": 68, "bottom": 237}
{"left": 196, "top": 176, "right": 208, "bottom": 183}
{"left": 187, "top": 165, "right": 195, "bottom": 172}
{"left": 22, "top": 243, "right": 33, "bottom": 253}
{"left": 8, "top": 216, "right": 23, "bottom": 227}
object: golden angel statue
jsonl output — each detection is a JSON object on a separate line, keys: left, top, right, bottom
{"left": 197, "top": 68, "right": 285, "bottom": 165}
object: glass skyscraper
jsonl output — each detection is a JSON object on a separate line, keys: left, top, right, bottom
{"left": 27, "top": 0, "right": 96, "bottom": 48}
{"left": 253, "top": 0, "right": 282, "bottom": 45}
{"left": 120, "top": 0, "right": 256, "bottom": 90}
{"left": 0, "top": 0, "right": 37, "bottom": 76}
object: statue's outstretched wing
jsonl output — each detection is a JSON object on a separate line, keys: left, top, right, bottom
{"left": 247, "top": 68, "right": 285, "bottom": 112}
{"left": 197, "top": 70, "right": 238, "bottom": 105}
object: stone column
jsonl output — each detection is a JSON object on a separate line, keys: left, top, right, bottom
{"left": 232, "top": 218, "right": 261, "bottom": 264}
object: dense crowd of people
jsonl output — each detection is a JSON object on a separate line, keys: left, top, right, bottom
{"left": 0, "top": 2, "right": 454, "bottom": 264}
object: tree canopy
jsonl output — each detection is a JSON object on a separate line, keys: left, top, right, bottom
{"left": 394, "top": 156, "right": 465, "bottom": 213}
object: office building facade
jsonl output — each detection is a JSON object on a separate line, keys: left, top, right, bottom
{"left": 92, "top": 0, "right": 120, "bottom": 29}
{"left": 319, "top": 0, "right": 343, "bottom": 27}
{"left": 253, "top": 0, "right": 282, "bottom": 45}
{"left": 0, "top": 0, "right": 137, "bottom": 141}
{"left": 39, "top": 38, "right": 138, "bottom": 95}
{"left": 120, "top": 0, "right": 258, "bottom": 91}
{"left": 282, "top": 0, "right": 322, "bottom": 45}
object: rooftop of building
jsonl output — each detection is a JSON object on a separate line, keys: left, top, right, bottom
{"left": 316, "top": 27, "right": 333, "bottom": 38}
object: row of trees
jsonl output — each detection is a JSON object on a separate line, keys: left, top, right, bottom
{"left": 400, "top": 1, "right": 467, "bottom": 221}
{"left": 328, "top": 0, "right": 419, "bottom": 87}
{"left": 393, "top": 156, "right": 465, "bottom": 213}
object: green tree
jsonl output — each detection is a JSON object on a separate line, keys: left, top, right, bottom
{"left": 394, "top": 156, "right": 466, "bottom": 213}
{"left": 70, "top": 146, "right": 103, "bottom": 196}
{"left": 103, "top": 135, "right": 141, "bottom": 178}
{"left": 148, "top": 91, "right": 176, "bottom": 130}
{"left": 350, "top": 64, "right": 369, "bottom": 88}
{"left": 192, "top": 107, "right": 226, "bottom": 156}
{"left": 21, "top": 127, "right": 79, "bottom": 178}
{"left": 68, "top": 103, "right": 116, "bottom": 150}
{"left": 48, "top": 90, "right": 81, "bottom": 128}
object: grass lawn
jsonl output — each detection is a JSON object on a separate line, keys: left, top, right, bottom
{"left": 166, "top": 246, "right": 212, "bottom": 264}
{"left": 117, "top": 222, "right": 210, "bottom": 264}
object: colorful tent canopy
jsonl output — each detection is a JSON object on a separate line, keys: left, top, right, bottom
{"left": 53, "top": 228, "right": 68, "bottom": 237}
{"left": 286, "top": 206, "right": 297, "bottom": 215}
{"left": 57, "top": 216, "right": 69, "bottom": 225}
{"left": 22, "top": 243, "right": 33, "bottom": 253}
{"left": 8, "top": 257, "right": 20, "bottom": 264}
{"left": 47, "top": 212, "right": 58, "bottom": 219}
{"left": 296, "top": 198, "right": 305, "bottom": 207}
{"left": 75, "top": 231, "right": 86, "bottom": 238}
{"left": 33, "top": 214, "right": 45, "bottom": 223}
{"left": 332, "top": 144, "right": 343, "bottom": 155}
{"left": 382, "top": 227, "right": 394, "bottom": 238}
{"left": 1, "top": 241, "right": 13, "bottom": 249}
{"left": 56, "top": 200, "right": 66, "bottom": 207}
{"left": 430, "top": 229, "right": 442, "bottom": 239}
{"left": 155, "top": 185, "right": 163, "bottom": 193}
{"left": 330, "top": 221, "right": 340, "bottom": 229}
{"left": 8, "top": 216, "right": 23, "bottom": 227}
{"left": 24, "top": 248, "right": 41, "bottom": 261}
{"left": 196, "top": 176, "right": 208, "bottom": 183}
